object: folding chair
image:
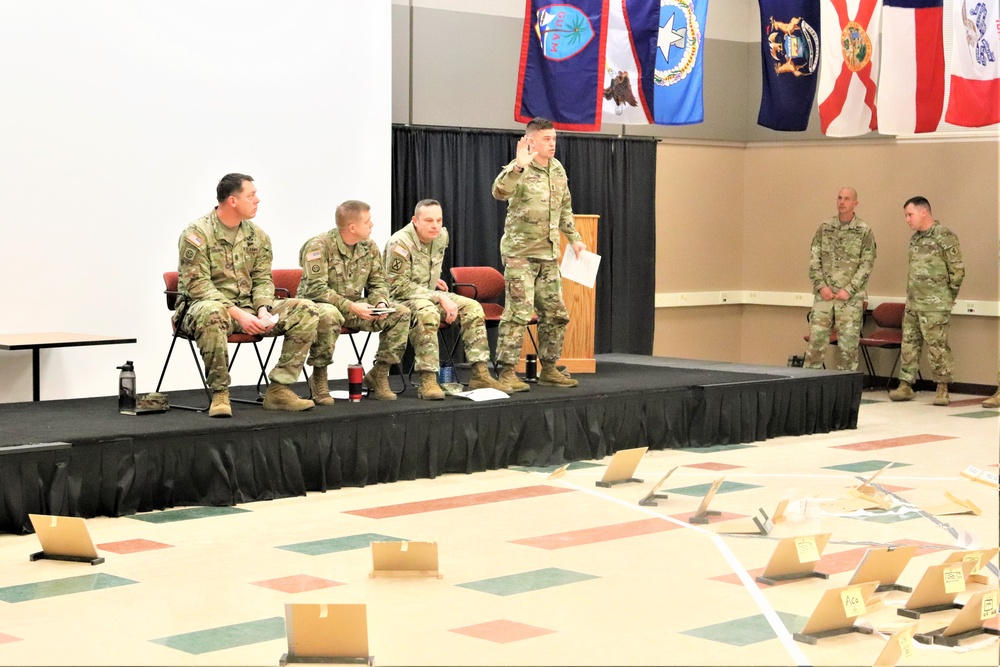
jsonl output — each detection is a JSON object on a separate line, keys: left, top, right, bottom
{"left": 449, "top": 266, "right": 538, "bottom": 370}
{"left": 154, "top": 271, "right": 268, "bottom": 411}
{"left": 859, "top": 302, "right": 911, "bottom": 389}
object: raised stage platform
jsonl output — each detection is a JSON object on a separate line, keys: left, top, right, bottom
{"left": 0, "top": 354, "right": 862, "bottom": 534}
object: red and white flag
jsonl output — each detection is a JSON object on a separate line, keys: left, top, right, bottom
{"left": 818, "top": 0, "right": 882, "bottom": 136}
{"left": 944, "top": 0, "right": 1000, "bottom": 127}
{"left": 878, "top": 0, "right": 944, "bottom": 134}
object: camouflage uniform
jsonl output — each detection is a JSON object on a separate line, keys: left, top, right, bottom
{"left": 175, "top": 210, "right": 323, "bottom": 392}
{"left": 384, "top": 223, "right": 491, "bottom": 372}
{"left": 898, "top": 221, "right": 964, "bottom": 384}
{"left": 297, "top": 228, "right": 410, "bottom": 365}
{"left": 491, "top": 157, "right": 582, "bottom": 366}
{"left": 804, "top": 215, "right": 876, "bottom": 371}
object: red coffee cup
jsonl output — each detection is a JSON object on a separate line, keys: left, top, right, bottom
{"left": 348, "top": 364, "right": 364, "bottom": 402}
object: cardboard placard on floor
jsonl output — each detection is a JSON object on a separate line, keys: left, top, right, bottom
{"left": 941, "top": 547, "right": 999, "bottom": 586}
{"left": 370, "top": 541, "right": 441, "bottom": 578}
{"left": 756, "top": 533, "right": 832, "bottom": 585}
{"left": 914, "top": 588, "right": 1000, "bottom": 647}
{"left": 848, "top": 545, "right": 918, "bottom": 593}
{"left": 281, "top": 603, "right": 371, "bottom": 665}
{"left": 924, "top": 491, "right": 982, "bottom": 516}
{"left": 688, "top": 476, "right": 725, "bottom": 524}
{"left": 638, "top": 466, "right": 678, "bottom": 507}
{"left": 792, "top": 581, "right": 880, "bottom": 644}
{"left": 28, "top": 514, "right": 104, "bottom": 566}
{"left": 596, "top": 447, "right": 647, "bottom": 487}
{"left": 898, "top": 560, "right": 977, "bottom": 618}
{"left": 873, "top": 623, "right": 918, "bottom": 666}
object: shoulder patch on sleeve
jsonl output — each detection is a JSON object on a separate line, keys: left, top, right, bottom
{"left": 392, "top": 245, "right": 409, "bottom": 258}
{"left": 186, "top": 232, "right": 205, "bottom": 248}
{"left": 306, "top": 249, "right": 322, "bottom": 261}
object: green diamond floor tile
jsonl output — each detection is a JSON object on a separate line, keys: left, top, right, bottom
{"left": 511, "top": 461, "right": 604, "bottom": 473}
{"left": 685, "top": 444, "right": 755, "bottom": 454}
{"left": 666, "top": 480, "right": 761, "bottom": 497}
{"left": 457, "top": 568, "right": 599, "bottom": 596}
{"left": 129, "top": 506, "right": 251, "bottom": 524}
{"left": 276, "top": 533, "right": 402, "bottom": 556}
{"left": 681, "top": 611, "right": 808, "bottom": 647}
{"left": 150, "top": 617, "right": 285, "bottom": 655}
{"left": 823, "top": 460, "right": 911, "bottom": 473}
{"left": 0, "top": 573, "right": 138, "bottom": 603}
{"left": 950, "top": 411, "right": 1000, "bottom": 419}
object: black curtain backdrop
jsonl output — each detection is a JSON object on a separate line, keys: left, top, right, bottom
{"left": 391, "top": 125, "right": 655, "bottom": 355}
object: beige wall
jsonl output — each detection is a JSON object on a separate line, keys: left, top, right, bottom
{"left": 655, "top": 139, "right": 1000, "bottom": 385}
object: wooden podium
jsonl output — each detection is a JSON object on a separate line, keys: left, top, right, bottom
{"left": 518, "top": 214, "right": 598, "bottom": 374}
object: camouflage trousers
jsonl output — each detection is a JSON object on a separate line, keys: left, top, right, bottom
{"left": 179, "top": 298, "right": 321, "bottom": 392}
{"left": 803, "top": 297, "right": 865, "bottom": 371}
{"left": 405, "top": 294, "right": 491, "bottom": 372}
{"left": 496, "top": 256, "right": 569, "bottom": 366}
{"left": 314, "top": 301, "right": 410, "bottom": 365}
{"left": 898, "top": 307, "right": 953, "bottom": 384}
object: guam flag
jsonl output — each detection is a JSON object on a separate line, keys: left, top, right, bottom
{"left": 757, "top": 0, "right": 821, "bottom": 131}
{"left": 515, "top": 1, "right": 611, "bottom": 131}
{"left": 944, "top": 0, "right": 1000, "bottom": 127}
{"left": 818, "top": 0, "right": 882, "bottom": 136}
{"left": 878, "top": 0, "right": 945, "bottom": 134}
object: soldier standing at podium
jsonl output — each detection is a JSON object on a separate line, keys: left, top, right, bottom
{"left": 491, "top": 117, "right": 587, "bottom": 391}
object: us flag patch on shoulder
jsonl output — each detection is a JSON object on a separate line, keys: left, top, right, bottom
{"left": 306, "top": 250, "right": 322, "bottom": 261}
{"left": 186, "top": 232, "right": 205, "bottom": 247}
{"left": 392, "top": 245, "right": 409, "bottom": 258}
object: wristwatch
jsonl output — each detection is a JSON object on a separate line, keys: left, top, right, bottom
{"left": 513, "top": 165, "right": 524, "bottom": 173}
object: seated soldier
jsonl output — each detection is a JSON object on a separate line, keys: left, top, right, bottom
{"left": 175, "top": 173, "right": 322, "bottom": 417}
{"left": 384, "top": 199, "right": 511, "bottom": 399}
{"left": 297, "top": 200, "right": 409, "bottom": 401}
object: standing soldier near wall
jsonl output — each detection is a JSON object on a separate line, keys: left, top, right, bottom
{"left": 491, "top": 117, "right": 587, "bottom": 391}
{"left": 889, "top": 196, "right": 965, "bottom": 406}
{"left": 804, "top": 187, "right": 876, "bottom": 371}
{"left": 384, "top": 199, "right": 511, "bottom": 399}
{"left": 985, "top": 241, "right": 1000, "bottom": 408}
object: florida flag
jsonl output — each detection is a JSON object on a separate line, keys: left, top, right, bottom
{"left": 944, "top": 0, "right": 1000, "bottom": 127}
{"left": 818, "top": 0, "right": 882, "bottom": 136}
{"left": 878, "top": 0, "right": 944, "bottom": 134}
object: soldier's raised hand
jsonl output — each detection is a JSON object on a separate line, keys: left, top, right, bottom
{"left": 516, "top": 136, "right": 537, "bottom": 169}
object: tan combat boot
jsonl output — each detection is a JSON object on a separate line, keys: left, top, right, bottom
{"left": 416, "top": 371, "right": 446, "bottom": 400}
{"left": 538, "top": 363, "right": 579, "bottom": 387}
{"left": 364, "top": 360, "right": 397, "bottom": 401}
{"left": 983, "top": 389, "right": 1000, "bottom": 409}
{"left": 888, "top": 381, "right": 915, "bottom": 402}
{"left": 263, "top": 383, "right": 315, "bottom": 411}
{"left": 933, "top": 383, "right": 950, "bottom": 406}
{"left": 497, "top": 365, "right": 530, "bottom": 392}
{"left": 468, "top": 361, "right": 512, "bottom": 393}
{"left": 209, "top": 389, "right": 232, "bottom": 418}
{"left": 308, "top": 366, "right": 334, "bottom": 406}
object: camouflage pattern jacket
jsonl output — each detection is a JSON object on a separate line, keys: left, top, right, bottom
{"left": 808, "top": 215, "right": 877, "bottom": 299}
{"left": 384, "top": 222, "right": 448, "bottom": 303}
{"left": 492, "top": 157, "right": 582, "bottom": 260}
{"left": 176, "top": 209, "right": 274, "bottom": 314}
{"left": 906, "top": 221, "right": 964, "bottom": 311}
{"left": 297, "top": 228, "right": 390, "bottom": 312}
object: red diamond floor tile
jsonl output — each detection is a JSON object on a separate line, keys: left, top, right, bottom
{"left": 449, "top": 619, "right": 556, "bottom": 644}
{"left": 833, "top": 434, "right": 957, "bottom": 451}
{"left": 96, "top": 538, "right": 173, "bottom": 555}
{"left": 250, "top": 574, "right": 344, "bottom": 594}
{"left": 510, "top": 518, "right": 678, "bottom": 550}
{"left": 684, "top": 462, "right": 745, "bottom": 471}
{"left": 0, "top": 633, "right": 21, "bottom": 644}
{"left": 345, "top": 485, "right": 575, "bottom": 519}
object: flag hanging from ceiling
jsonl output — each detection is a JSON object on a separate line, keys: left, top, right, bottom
{"left": 515, "top": 0, "right": 610, "bottom": 131}
{"left": 878, "top": 0, "right": 944, "bottom": 135}
{"left": 601, "top": 0, "right": 657, "bottom": 124}
{"left": 756, "top": 0, "right": 821, "bottom": 131}
{"left": 652, "top": 0, "right": 709, "bottom": 125}
{"left": 944, "top": 0, "right": 1000, "bottom": 127}
{"left": 818, "top": 0, "right": 882, "bottom": 136}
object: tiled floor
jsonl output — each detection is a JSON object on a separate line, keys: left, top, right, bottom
{"left": 0, "top": 385, "right": 997, "bottom": 666}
